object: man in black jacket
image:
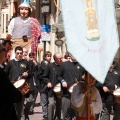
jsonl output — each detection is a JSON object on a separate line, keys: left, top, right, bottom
{"left": 4, "top": 46, "right": 31, "bottom": 120}
{"left": 0, "top": 44, "right": 22, "bottom": 120}
{"left": 95, "top": 62, "right": 120, "bottom": 120}
{"left": 44, "top": 52, "right": 63, "bottom": 120}
{"left": 37, "top": 51, "right": 52, "bottom": 120}
{"left": 57, "top": 54, "right": 85, "bottom": 120}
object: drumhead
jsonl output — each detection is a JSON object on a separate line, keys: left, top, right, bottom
{"left": 69, "top": 83, "right": 77, "bottom": 93}
{"left": 113, "top": 88, "right": 120, "bottom": 96}
{"left": 14, "top": 79, "right": 25, "bottom": 88}
{"left": 53, "top": 83, "right": 61, "bottom": 93}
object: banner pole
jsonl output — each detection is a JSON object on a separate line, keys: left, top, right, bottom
{"left": 86, "top": 72, "right": 91, "bottom": 120}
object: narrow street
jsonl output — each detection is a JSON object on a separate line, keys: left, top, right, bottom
{"left": 29, "top": 93, "right": 113, "bottom": 120}
{"left": 29, "top": 93, "right": 43, "bottom": 120}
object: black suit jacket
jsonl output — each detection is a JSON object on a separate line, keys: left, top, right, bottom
{"left": 57, "top": 61, "right": 83, "bottom": 97}
{"left": 43, "top": 62, "right": 61, "bottom": 97}
{"left": 0, "top": 68, "right": 22, "bottom": 120}
{"left": 4, "top": 59, "right": 31, "bottom": 82}
{"left": 37, "top": 60, "right": 49, "bottom": 93}
{"left": 95, "top": 69, "right": 120, "bottom": 103}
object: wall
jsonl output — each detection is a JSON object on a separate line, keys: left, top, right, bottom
{"left": 36, "top": 0, "right": 67, "bottom": 62}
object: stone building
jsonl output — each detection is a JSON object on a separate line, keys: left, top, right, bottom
{"left": 0, "top": 0, "right": 120, "bottom": 63}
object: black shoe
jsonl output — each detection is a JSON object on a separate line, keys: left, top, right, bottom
{"left": 35, "top": 102, "right": 41, "bottom": 106}
{"left": 111, "top": 110, "right": 114, "bottom": 115}
{"left": 28, "top": 110, "right": 34, "bottom": 115}
{"left": 39, "top": 102, "right": 42, "bottom": 106}
{"left": 43, "top": 118, "right": 48, "bottom": 120}
{"left": 43, "top": 116, "right": 48, "bottom": 120}
{"left": 25, "top": 116, "right": 30, "bottom": 120}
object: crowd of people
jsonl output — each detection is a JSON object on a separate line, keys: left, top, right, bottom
{"left": 1, "top": 39, "right": 120, "bottom": 120}
{"left": 1, "top": 1, "right": 120, "bottom": 120}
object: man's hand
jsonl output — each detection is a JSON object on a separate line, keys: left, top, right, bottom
{"left": 47, "top": 82, "right": 52, "bottom": 88}
{"left": 62, "top": 82, "right": 67, "bottom": 88}
{"left": 82, "top": 74, "right": 85, "bottom": 80}
{"left": 37, "top": 45, "right": 43, "bottom": 53}
{"left": 6, "top": 34, "right": 12, "bottom": 40}
{"left": 33, "top": 60, "right": 37, "bottom": 65}
{"left": 103, "top": 86, "right": 109, "bottom": 92}
{"left": 22, "top": 72, "right": 28, "bottom": 77}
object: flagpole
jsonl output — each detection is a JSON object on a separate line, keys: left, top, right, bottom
{"left": 86, "top": 72, "right": 91, "bottom": 120}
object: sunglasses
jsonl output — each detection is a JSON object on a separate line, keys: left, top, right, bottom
{"left": 16, "top": 52, "right": 23, "bottom": 55}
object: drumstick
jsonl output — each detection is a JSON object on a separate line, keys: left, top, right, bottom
{"left": 26, "top": 70, "right": 29, "bottom": 73}
{"left": 109, "top": 90, "right": 114, "bottom": 92}
{"left": 17, "top": 70, "right": 29, "bottom": 80}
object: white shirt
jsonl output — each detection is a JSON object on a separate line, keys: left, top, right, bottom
{"left": 8, "top": 17, "right": 42, "bottom": 45}
{"left": 8, "top": 17, "right": 30, "bottom": 35}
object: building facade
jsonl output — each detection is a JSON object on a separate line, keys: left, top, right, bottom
{"left": 0, "top": 0, "right": 67, "bottom": 62}
{"left": 0, "top": 0, "right": 120, "bottom": 63}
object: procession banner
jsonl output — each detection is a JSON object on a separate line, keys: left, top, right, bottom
{"left": 61, "top": 0, "right": 119, "bottom": 83}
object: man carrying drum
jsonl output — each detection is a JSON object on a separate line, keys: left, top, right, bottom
{"left": 57, "top": 53, "right": 85, "bottom": 120}
{"left": 43, "top": 52, "right": 63, "bottom": 120}
{"left": 4, "top": 46, "right": 31, "bottom": 120}
{"left": 0, "top": 43, "right": 22, "bottom": 120}
{"left": 97, "top": 61, "right": 120, "bottom": 120}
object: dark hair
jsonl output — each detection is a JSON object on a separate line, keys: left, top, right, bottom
{"left": 53, "top": 54, "right": 56, "bottom": 60}
{"left": 15, "top": 46, "right": 23, "bottom": 52}
{"left": 64, "top": 52, "right": 71, "bottom": 59}
{"left": 18, "top": 7, "right": 31, "bottom": 17}
{"left": 0, "top": 44, "right": 6, "bottom": 53}
{"left": 43, "top": 51, "right": 52, "bottom": 60}
{"left": 29, "top": 52, "right": 34, "bottom": 57}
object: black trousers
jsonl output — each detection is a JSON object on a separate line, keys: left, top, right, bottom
{"left": 100, "top": 102, "right": 120, "bottom": 120}
{"left": 62, "top": 96, "right": 71, "bottom": 120}
{"left": 41, "top": 92, "right": 48, "bottom": 118}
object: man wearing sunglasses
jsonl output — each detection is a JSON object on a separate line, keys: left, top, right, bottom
{"left": 4, "top": 46, "right": 31, "bottom": 120}
{"left": 0, "top": 44, "right": 22, "bottom": 120}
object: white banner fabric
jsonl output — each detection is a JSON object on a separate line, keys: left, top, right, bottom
{"left": 61, "top": 0, "right": 119, "bottom": 83}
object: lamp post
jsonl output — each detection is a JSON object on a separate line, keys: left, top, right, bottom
{"left": 41, "top": 0, "right": 50, "bottom": 52}
{"left": 41, "top": 0, "right": 50, "bottom": 24}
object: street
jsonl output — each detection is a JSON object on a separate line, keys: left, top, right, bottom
{"left": 29, "top": 93, "right": 113, "bottom": 120}
{"left": 29, "top": 93, "right": 43, "bottom": 120}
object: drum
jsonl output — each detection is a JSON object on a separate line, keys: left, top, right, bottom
{"left": 113, "top": 88, "right": 120, "bottom": 104}
{"left": 14, "top": 79, "right": 30, "bottom": 95}
{"left": 69, "top": 83, "right": 78, "bottom": 94}
{"left": 53, "top": 83, "right": 61, "bottom": 98}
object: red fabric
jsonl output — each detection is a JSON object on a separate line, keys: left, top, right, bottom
{"left": 7, "top": 51, "right": 11, "bottom": 60}
{"left": 76, "top": 116, "right": 95, "bottom": 120}
{"left": 30, "top": 17, "right": 42, "bottom": 60}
